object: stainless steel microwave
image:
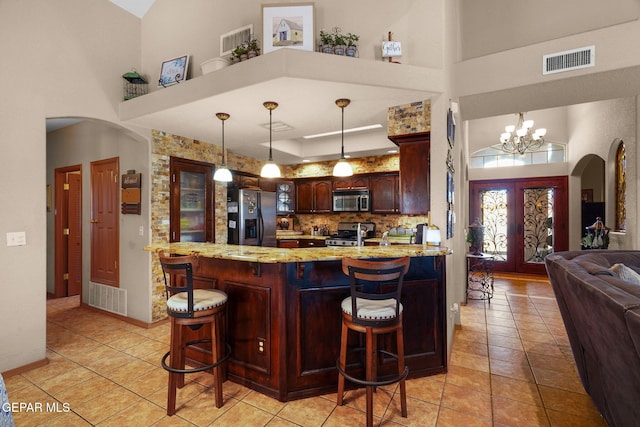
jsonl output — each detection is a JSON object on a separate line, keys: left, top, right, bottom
{"left": 332, "top": 189, "right": 370, "bottom": 212}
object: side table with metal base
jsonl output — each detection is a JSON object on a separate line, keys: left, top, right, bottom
{"left": 466, "top": 253, "right": 495, "bottom": 302}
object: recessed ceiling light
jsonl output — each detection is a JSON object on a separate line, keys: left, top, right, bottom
{"left": 303, "top": 124, "right": 383, "bottom": 139}
{"left": 302, "top": 159, "right": 311, "bottom": 162}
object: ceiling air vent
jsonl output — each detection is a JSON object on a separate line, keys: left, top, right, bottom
{"left": 220, "top": 24, "right": 253, "bottom": 57}
{"left": 543, "top": 45, "right": 595, "bottom": 75}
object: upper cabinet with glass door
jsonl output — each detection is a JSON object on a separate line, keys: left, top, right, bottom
{"left": 170, "top": 157, "right": 214, "bottom": 242}
{"left": 276, "top": 181, "right": 295, "bottom": 214}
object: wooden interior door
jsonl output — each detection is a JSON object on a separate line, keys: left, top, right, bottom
{"left": 67, "top": 172, "right": 83, "bottom": 295}
{"left": 54, "top": 166, "right": 82, "bottom": 297}
{"left": 470, "top": 176, "right": 568, "bottom": 275}
{"left": 90, "top": 157, "right": 119, "bottom": 286}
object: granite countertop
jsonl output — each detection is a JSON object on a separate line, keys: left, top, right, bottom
{"left": 368, "top": 236, "right": 413, "bottom": 244}
{"left": 276, "top": 233, "right": 328, "bottom": 240}
{"left": 145, "top": 242, "right": 451, "bottom": 263}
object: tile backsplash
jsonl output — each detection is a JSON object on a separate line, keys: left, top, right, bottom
{"left": 282, "top": 212, "right": 429, "bottom": 237}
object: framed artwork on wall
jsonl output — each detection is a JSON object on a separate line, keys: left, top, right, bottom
{"left": 262, "top": 3, "right": 315, "bottom": 54}
{"left": 447, "top": 171, "right": 455, "bottom": 239}
{"left": 447, "top": 108, "right": 455, "bottom": 147}
{"left": 158, "top": 54, "right": 189, "bottom": 87}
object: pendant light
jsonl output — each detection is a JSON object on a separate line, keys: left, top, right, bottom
{"left": 213, "top": 112, "right": 233, "bottom": 182}
{"left": 333, "top": 98, "right": 353, "bottom": 177}
{"left": 260, "top": 101, "right": 281, "bottom": 178}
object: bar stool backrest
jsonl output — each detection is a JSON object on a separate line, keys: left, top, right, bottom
{"left": 341, "top": 256, "right": 410, "bottom": 327}
{"left": 159, "top": 254, "right": 199, "bottom": 318}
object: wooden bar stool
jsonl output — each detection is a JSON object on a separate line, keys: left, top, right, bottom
{"left": 336, "top": 256, "right": 410, "bottom": 427}
{"left": 159, "top": 254, "right": 231, "bottom": 416}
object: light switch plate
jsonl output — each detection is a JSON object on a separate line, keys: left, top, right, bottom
{"left": 7, "top": 231, "right": 26, "bottom": 246}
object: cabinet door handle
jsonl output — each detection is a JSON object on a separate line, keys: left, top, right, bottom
{"left": 90, "top": 219, "right": 99, "bottom": 223}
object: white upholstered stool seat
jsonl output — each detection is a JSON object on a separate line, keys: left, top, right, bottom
{"left": 167, "top": 289, "right": 228, "bottom": 313}
{"left": 341, "top": 297, "right": 403, "bottom": 320}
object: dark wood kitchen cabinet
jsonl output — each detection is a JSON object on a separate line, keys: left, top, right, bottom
{"left": 170, "top": 157, "right": 214, "bottom": 242}
{"left": 295, "top": 178, "right": 332, "bottom": 213}
{"left": 390, "top": 132, "right": 430, "bottom": 215}
{"left": 333, "top": 176, "right": 369, "bottom": 190}
{"left": 277, "top": 238, "right": 326, "bottom": 248}
{"left": 370, "top": 172, "right": 400, "bottom": 213}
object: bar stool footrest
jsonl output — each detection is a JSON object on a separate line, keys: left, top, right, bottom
{"left": 336, "top": 348, "right": 409, "bottom": 387}
{"left": 161, "top": 339, "right": 232, "bottom": 374}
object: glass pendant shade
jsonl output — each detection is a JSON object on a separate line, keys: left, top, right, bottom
{"left": 333, "top": 98, "right": 352, "bottom": 177}
{"left": 213, "top": 167, "right": 232, "bottom": 182}
{"left": 333, "top": 159, "right": 353, "bottom": 177}
{"left": 260, "top": 161, "right": 281, "bottom": 178}
{"left": 260, "top": 101, "right": 281, "bottom": 178}
{"left": 214, "top": 112, "right": 232, "bottom": 182}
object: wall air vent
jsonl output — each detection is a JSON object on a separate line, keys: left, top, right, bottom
{"left": 543, "top": 45, "right": 595, "bottom": 75}
{"left": 88, "top": 281, "right": 127, "bottom": 316}
{"left": 220, "top": 24, "right": 253, "bottom": 57}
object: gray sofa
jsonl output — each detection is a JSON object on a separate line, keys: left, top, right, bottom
{"left": 545, "top": 250, "right": 640, "bottom": 427}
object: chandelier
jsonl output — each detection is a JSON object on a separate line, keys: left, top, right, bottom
{"left": 499, "top": 112, "right": 547, "bottom": 154}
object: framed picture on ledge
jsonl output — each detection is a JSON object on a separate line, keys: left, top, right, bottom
{"left": 261, "top": 3, "right": 315, "bottom": 54}
{"left": 158, "top": 54, "right": 189, "bottom": 87}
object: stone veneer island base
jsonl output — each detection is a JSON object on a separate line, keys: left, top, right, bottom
{"left": 145, "top": 242, "right": 449, "bottom": 402}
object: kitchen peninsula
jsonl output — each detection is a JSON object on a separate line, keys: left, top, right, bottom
{"left": 145, "top": 242, "right": 450, "bottom": 401}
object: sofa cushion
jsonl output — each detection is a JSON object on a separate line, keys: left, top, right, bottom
{"left": 609, "top": 263, "right": 640, "bottom": 285}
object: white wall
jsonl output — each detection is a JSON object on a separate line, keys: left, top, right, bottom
{"left": 141, "top": 0, "right": 443, "bottom": 89}
{"left": 458, "top": 0, "right": 639, "bottom": 60}
{"left": 567, "top": 98, "right": 637, "bottom": 250}
{"left": 0, "top": 0, "right": 141, "bottom": 373}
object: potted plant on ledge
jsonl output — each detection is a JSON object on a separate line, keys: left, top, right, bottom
{"left": 333, "top": 30, "right": 347, "bottom": 56}
{"left": 345, "top": 33, "right": 359, "bottom": 57}
{"left": 231, "top": 44, "right": 248, "bottom": 63}
{"left": 319, "top": 29, "right": 334, "bottom": 54}
{"left": 247, "top": 37, "right": 260, "bottom": 59}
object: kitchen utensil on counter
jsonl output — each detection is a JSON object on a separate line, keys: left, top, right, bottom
{"left": 380, "top": 231, "right": 390, "bottom": 246}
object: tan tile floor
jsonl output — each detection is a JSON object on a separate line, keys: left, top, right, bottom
{"left": 5, "top": 275, "right": 608, "bottom": 426}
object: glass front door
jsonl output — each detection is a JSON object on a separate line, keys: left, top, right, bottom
{"left": 470, "top": 177, "right": 568, "bottom": 275}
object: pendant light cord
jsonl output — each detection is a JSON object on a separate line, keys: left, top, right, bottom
{"left": 269, "top": 108, "right": 274, "bottom": 161}
{"left": 221, "top": 119, "right": 226, "bottom": 165}
{"left": 340, "top": 106, "right": 345, "bottom": 159}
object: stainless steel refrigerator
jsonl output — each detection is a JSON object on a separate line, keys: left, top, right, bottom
{"left": 227, "top": 189, "right": 277, "bottom": 247}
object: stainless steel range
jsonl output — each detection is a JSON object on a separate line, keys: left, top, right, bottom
{"left": 325, "top": 222, "right": 376, "bottom": 246}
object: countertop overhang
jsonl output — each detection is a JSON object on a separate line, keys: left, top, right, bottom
{"left": 145, "top": 242, "right": 451, "bottom": 263}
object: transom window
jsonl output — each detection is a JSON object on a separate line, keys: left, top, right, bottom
{"left": 470, "top": 143, "right": 565, "bottom": 169}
